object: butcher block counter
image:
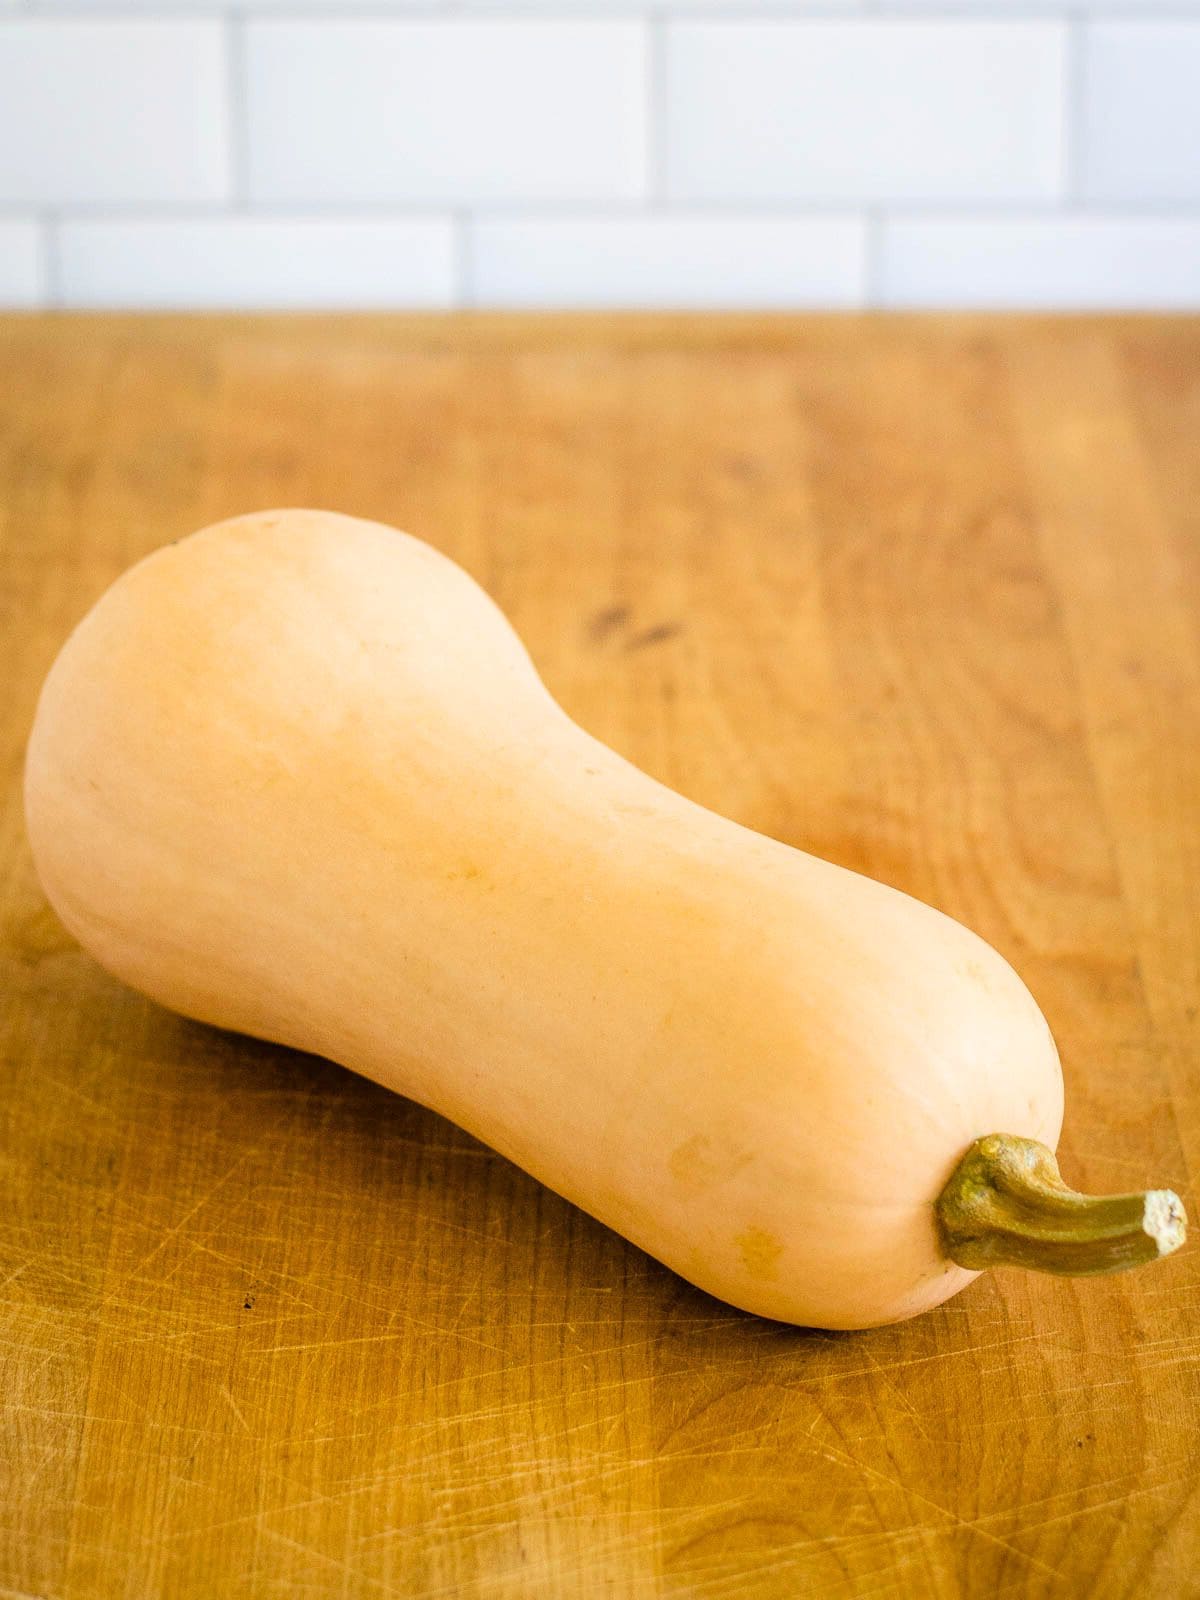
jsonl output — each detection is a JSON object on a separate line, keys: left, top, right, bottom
{"left": 2, "top": 314, "right": 1198, "bottom": 1599}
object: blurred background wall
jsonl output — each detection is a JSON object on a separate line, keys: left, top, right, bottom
{"left": 1, "top": 5, "right": 1198, "bottom": 311}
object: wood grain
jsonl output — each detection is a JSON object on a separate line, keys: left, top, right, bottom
{"left": 1, "top": 314, "right": 1197, "bottom": 1599}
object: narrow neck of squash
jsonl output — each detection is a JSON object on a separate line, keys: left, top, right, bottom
{"left": 936, "top": 1134, "right": 1186, "bottom": 1277}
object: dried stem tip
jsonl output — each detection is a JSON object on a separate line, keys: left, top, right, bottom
{"left": 937, "top": 1134, "right": 1187, "bottom": 1278}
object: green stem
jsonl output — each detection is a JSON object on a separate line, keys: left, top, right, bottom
{"left": 936, "top": 1134, "right": 1187, "bottom": 1277}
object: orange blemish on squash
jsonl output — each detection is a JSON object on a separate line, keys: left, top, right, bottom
{"left": 735, "top": 1226, "right": 783, "bottom": 1281}
{"left": 669, "top": 1134, "right": 753, "bottom": 1194}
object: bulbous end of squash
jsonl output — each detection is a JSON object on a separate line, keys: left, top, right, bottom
{"left": 937, "top": 1134, "right": 1187, "bottom": 1277}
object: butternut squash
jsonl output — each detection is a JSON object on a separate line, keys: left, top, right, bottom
{"left": 24, "top": 510, "right": 1186, "bottom": 1329}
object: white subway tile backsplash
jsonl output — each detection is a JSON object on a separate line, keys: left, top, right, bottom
{"left": 880, "top": 217, "right": 1200, "bottom": 308}
{"left": 470, "top": 215, "right": 866, "bottom": 308}
{"left": 0, "top": 220, "right": 45, "bottom": 307}
{"left": 665, "top": 21, "right": 1066, "bottom": 205}
{"left": 34, "top": 0, "right": 447, "bottom": 7}
{"left": 464, "top": 0, "right": 852, "bottom": 8}
{"left": 879, "top": 0, "right": 1200, "bottom": 8}
{"left": 246, "top": 21, "right": 647, "bottom": 206}
{"left": 58, "top": 218, "right": 455, "bottom": 309}
{"left": 0, "top": 22, "right": 228, "bottom": 206}
{"left": 3, "top": 9, "right": 1196, "bottom": 311}
{"left": 1082, "top": 24, "right": 1200, "bottom": 204}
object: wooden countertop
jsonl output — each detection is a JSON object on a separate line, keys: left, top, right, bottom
{"left": 2, "top": 314, "right": 1198, "bottom": 1599}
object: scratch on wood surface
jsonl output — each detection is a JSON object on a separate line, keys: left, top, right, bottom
{"left": 966, "top": 1471, "right": 1142, "bottom": 1526}
{"left": 1, "top": 1257, "right": 99, "bottom": 1302}
{"left": 158, "top": 1498, "right": 359, "bottom": 1547}
{"left": 4, "top": 1399, "right": 240, "bottom": 1443}
{"left": 788, "top": 1331, "right": 1045, "bottom": 1389}
{"left": 257, "top": 1526, "right": 409, "bottom": 1597}
{"left": 106, "top": 1128, "right": 288, "bottom": 1301}
{"left": 252, "top": 1321, "right": 508, "bottom": 1359}
{"left": 184, "top": 1243, "right": 320, "bottom": 1311}
{"left": 219, "top": 1383, "right": 251, "bottom": 1435}
{"left": 993, "top": 1478, "right": 1187, "bottom": 1536}
{"left": 667, "top": 1528, "right": 937, "bottom": 1599}
{"left": 0, "top": 1263, "right": 30, "bottom": 1294}
{"left": 184, "top": 1236, "right": 426, "bottom": 1323}
{"left": 816, "top": 1441, "right": 1066, "bottom": 1583}
{"left": 32, "top": 1069, "right": 123, "bottom": 1125}
{"left": 0, "top": 1124, "right": 298, "bottom": 1399}
{"left": 854, "top": 1339, "right": 933, "bottom": 1443}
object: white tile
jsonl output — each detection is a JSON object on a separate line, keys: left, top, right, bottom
{"left": 463, "top": 0, "right": 851, "bottom": 8}
{"left": 880, "top": 216, "right": 1200, "bottom": 309}
{"left": 0, "top": 22, "right": 228, "bottom": 205}
{"left": 879, "top": 0, "right": 1200, "bottom": 7}
{"left": 469, "top": 215, "right": 865, "bottom": 309}
{"left": 1082, "top": 24, "right": 1200, "bottom": 203}
{"left": 34, "top": 0, "right": 448, "bottom": 7}
{"left": 247, "top": 21, "right": 647, "bottom": 205}
{"left": 665, "top": 21, "right": 1066, "bottom": 204}
{"left": 0, "top": 219, "right": 45, "bottom": 307}
{"left": 58, "top": 217, "right": 456, "bottom": 309}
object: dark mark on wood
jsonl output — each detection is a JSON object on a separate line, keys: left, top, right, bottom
{"left": 587, "top": 605, "right": 629, "bottom": 642}
{"left": 627, "top": 622, "right": 683, "bottom": 650}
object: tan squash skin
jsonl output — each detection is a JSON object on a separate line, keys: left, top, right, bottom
{"left": 25, "top": 510, "right": 1064, "bottom": 1329}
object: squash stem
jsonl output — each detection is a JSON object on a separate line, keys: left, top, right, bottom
{"left": 936, "top": 1134, "right": 1187, "bottom": 1277}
